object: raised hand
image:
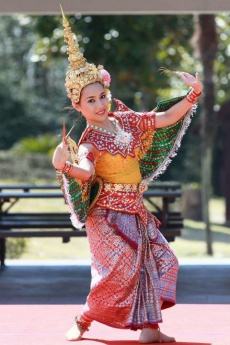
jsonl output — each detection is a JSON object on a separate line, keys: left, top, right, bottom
{"left": 52, "top": 120, "right": 70, "bottom": 170}
{"left": 175, "top": 71, "right": 202, "bottom": 94}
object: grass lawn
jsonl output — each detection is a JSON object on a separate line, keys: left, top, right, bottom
{"left": 170, "top": 219, "right": 230, "bottom": 258}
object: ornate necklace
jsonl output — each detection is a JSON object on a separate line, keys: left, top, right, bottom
{"left": 87, "top": 119, "right": 133, "bottom": 150}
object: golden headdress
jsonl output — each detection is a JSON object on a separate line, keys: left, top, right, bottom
{"left": 60, "top": 6, "right": 110, "bottom": 103}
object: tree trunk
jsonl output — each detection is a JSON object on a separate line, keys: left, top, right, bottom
{"left": 218, "top": 101, "right": 230, "bottom": 225}
{"left": 201, "top": 147, "right": 213, "bottom": 254}
{"left": 194, "top": 15, "right": 218, "bottom": 255}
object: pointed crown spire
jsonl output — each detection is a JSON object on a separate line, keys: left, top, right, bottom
{"left": 60, "top": 5, "right": 106, "bottom": 103}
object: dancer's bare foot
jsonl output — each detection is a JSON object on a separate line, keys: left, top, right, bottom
{"left": 139, "top": 328, "right": 176, "bottom": 343}
{"left": 66, "top": 315, "right": 91, "bottom": 341}
{"left": 65, "top": 323, "right": 86, "bottom": 341}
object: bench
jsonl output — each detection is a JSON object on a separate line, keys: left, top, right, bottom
{"left": 143, "top": 182, "right": 183, "bottom": 241}
{"left": 0, "top": 183, "right": 183, "bottom": 266}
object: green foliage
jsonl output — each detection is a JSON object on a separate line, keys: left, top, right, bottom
{"left": 34, "top": 14, "right": 195, "bottom": 108}
{"left": 6, "top": 238, "right": 28, "bottom": 259}
{"left": 0, "top": 89, "right": 35, "bottom": 149}
{"left": 12, "top": 134, "right": 60, "bottom": 155}
{"left": 0, "top": 13, "right": 199, "bottom": 182}
{"left": 0, "top": 150, "right": 56, "bottom": 182}
{"left": 0, "top": 15, "right": 67, "bottom": 150}
{"left": 1, "top": 13, "right": 227, "bottom": 186}
{"left": 214, "top": 14, "right": 230, "bottom": 105}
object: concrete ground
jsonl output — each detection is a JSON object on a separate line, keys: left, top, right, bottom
{"left": 0, "top": 258, "right": 230, "bottom": 305}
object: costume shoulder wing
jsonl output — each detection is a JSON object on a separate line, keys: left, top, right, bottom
{"left": 139, "top": 94, "right": 197, "bottom": 181}
{"left": 56, "top": 171, "right": 90, "bottom": 228}
{"left": 56, "top": 136, "right": 102, "bottom": 229}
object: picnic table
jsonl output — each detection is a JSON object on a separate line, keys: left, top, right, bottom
{"left": 0, "top": 182, "right": 183, "bottom": 266}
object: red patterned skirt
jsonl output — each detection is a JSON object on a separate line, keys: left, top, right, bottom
{"left": 82, "top": 207, "right": 178, "bottom": 330}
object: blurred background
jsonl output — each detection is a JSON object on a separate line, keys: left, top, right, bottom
{"left": 0, "top": 12, "right": 230, "bottom": 261}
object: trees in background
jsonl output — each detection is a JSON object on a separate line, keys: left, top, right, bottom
{"left": 0, "top": 15, "right": 67, "bottom": 149}
{"left": 2, "top": 13, "right": 230, "bottom": 254}
{"left": 1, "top": 13, "right": 230, "bottom": 211}
{"left": 0, "top": 14, "right": 195, "bottom": 147}
{"left": 0, "top": 14, "right": 202, "bottom": 182}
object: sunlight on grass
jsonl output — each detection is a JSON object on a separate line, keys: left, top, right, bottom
{"left": 171, "top": 217, "right": 230, "bottom": 258}
{"left": 209, "top": 197, "right": 225, "bottom": 223}
{"left": 11, "top": 197, "right": 69, "bottom": 213}
{"left": 20, "top": 237, "right": 91, "bottom": 260}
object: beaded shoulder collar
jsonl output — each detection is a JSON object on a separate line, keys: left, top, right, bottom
{"left": 79, "top": 99, "right": 143, "bottom": 157}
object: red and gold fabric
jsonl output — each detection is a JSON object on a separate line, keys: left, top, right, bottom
{"left": 56, "top": 96, "right": 196, "bottom": 330}
{"left": 83, "top": 208, "right": 178, "bottom": 330}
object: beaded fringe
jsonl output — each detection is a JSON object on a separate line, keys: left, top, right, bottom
{"left": 56, "top": 172, "right": 101, "bottom": 229}
{"left": 62, "top": 174, "right": 86, "bottom": 229}
{"left": 56, "top": 171, "right": 87, "bottom": 228}
{"left": 145, "top": 103, "right": 197, "bottom": 181}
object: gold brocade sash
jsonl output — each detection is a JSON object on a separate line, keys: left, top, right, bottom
{"left": 103, "top": 180, "right": 148, "bottom": 194}
{"left": 93, "top": 179, "right": 149, "bottom": 225}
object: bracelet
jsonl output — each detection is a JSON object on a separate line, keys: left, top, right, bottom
{"left": 75, "top": 315, "right": 91, "bottom": 331}
{"left": 56, "top": 161, "right": 73, "bottom": 174}
{"left": 186, "top": 89, "right": 202, "bottom": 104}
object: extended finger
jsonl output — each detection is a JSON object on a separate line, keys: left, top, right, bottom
{"left": 195, "top": 72, "right": 200, "bottom": 82}
{"left": 175, "top": 72, "right": 188, "bottom": 83}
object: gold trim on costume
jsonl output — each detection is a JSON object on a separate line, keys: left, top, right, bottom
{"left": 103, "top": 181, "right": 148, "bottom": 194}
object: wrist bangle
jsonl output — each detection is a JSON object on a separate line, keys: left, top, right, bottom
{"left": 186, "top": 89, "right": 202, "bottom": 104}
{"left": 192, "top": 90, "right": 202, "bottom": 97}
{"left": 56, "top": 161, "right": 74, "bottom": 174}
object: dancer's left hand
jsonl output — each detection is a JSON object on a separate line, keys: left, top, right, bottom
{"left": 175, "top": 71, "right": 202, "bottom": 94}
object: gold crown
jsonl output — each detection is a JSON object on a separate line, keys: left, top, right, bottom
{"left": 60, "top": 6, "right": 105, "bottom": 103}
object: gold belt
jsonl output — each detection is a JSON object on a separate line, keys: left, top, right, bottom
{"left": 103, "top": 180, "right": 148, "bottom": 194}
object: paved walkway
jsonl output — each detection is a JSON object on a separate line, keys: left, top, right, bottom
{"left": 0, "top": 258, "right": 230, "bottom": 304}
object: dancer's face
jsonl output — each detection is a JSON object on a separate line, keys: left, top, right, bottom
{"left": 73, "top": 82, "right": 109, "bottom": 126}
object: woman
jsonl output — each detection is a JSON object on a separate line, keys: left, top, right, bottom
{"left": 53, "top": 9, "right": 202, "bottom": 344}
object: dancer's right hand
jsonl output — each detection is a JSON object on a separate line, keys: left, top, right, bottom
{"left": 52, "top": 139, "right": 69, "bottom": 170}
